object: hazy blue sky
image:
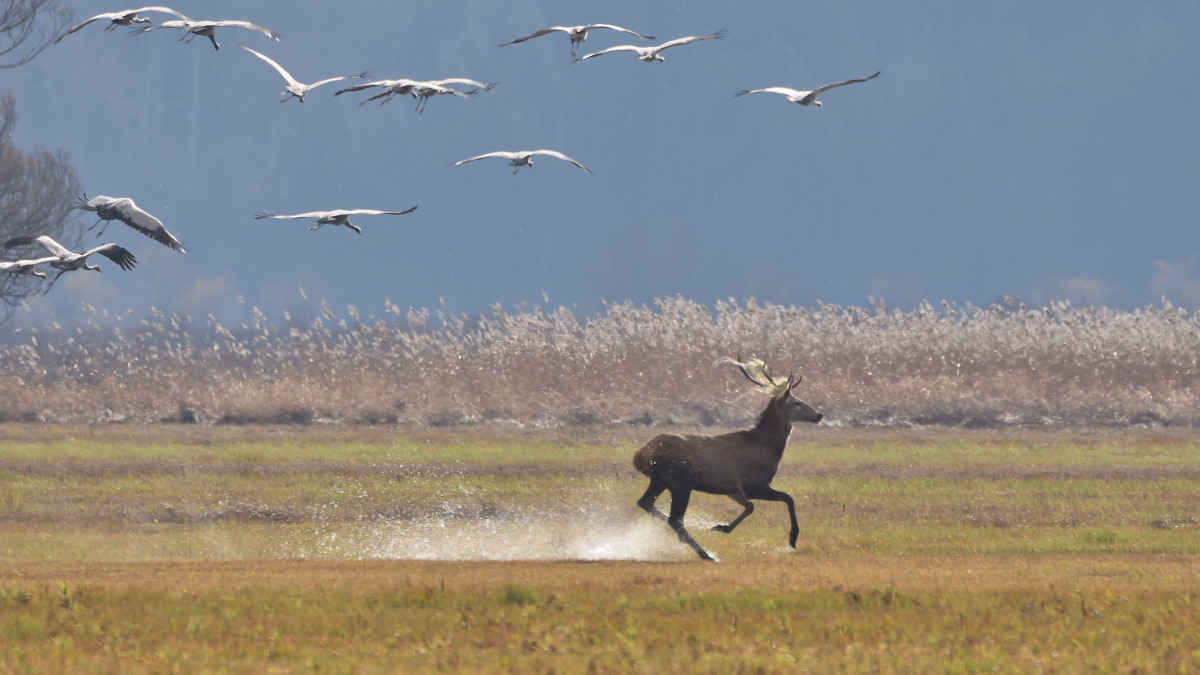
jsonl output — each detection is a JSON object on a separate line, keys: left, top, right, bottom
{"left": 3, "top": 1, "right": 1198, "bottom": 326}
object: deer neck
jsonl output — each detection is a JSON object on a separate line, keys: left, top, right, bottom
{"left": 750, "top": 399, "right": 793, "bottom": 451}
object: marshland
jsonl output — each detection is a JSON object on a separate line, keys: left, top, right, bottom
{"left": 3, "top": 295, "right": 1198, "bottom": 428}
{"left": 4, "top": 296, "right": 1200, "bottom": 672}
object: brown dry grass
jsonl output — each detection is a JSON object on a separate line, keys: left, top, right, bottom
{"left": 5, "top": 553, "right": 1197, "bottom": 597}
{"left": 3, "top": 296, "right": 1200, "bottom": 428}
{"left": 4, "top": 425, "right": 1200, "bottom": 671}
{"left": 4, "top": 556, "right": 1200, "bottom": 673}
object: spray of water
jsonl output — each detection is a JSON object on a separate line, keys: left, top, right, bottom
{"left": 300, "top": 506, "right": 694, "bottom": 561}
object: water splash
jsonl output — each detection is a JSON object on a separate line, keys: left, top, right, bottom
{"left": 302, "top": 509, "right": 690, "bottom": 561}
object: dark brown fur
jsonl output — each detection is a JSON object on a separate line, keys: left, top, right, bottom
{"left": 633, "top": 382, "right": 822, "bottom": 560}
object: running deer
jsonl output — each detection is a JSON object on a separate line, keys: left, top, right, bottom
{"left": 633, "top": 357, "right": 823, "bottom": 560}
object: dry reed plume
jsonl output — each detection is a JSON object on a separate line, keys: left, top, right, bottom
{"left": 2, "top": 295, "right": 1198, "bottom": 428}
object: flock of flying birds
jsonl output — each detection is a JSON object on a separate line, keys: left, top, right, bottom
{"left": 2, "top": 6, "right": 881, "bottom": 291}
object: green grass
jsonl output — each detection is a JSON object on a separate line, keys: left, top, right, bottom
{"left": 3, "top": 427, "right": 1200, "bottom": 561}
{"left": 4, "top": 426, "right": 1200, "bottom": 671}
{"left": 4, "top": 557, "right": 1200, "bottom": 673}
{"left": 0, "top": 429, "right": 620, "bottom": 464}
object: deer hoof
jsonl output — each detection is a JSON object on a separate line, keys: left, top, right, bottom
{"left": 711, "top": 524, "right": 733, "bottom": 533}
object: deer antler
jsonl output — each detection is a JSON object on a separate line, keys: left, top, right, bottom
{"left": 734, "top": 354, "right": 769, "bottom": 387}
{"left": 717, "top": 355, "right": 789, "bottom": 397}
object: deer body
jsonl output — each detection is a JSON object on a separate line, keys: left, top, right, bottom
{"left": 633, "top": 363, "right": 821, "bottom": 560}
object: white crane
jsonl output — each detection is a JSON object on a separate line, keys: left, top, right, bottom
{"left": 452, "top": 150, "right": 592, "bottom": 176}
{"left": 734, "top": 71, "right": 881, "bottom": 107}
{"left": 336, "top": 78, "right": 494, "bottom": 113}
{"left": 74, "top": 194, "right": 185, "bottom": 253}
{"left": 54, "top": 6, "right": 190, "bottom": 43}
{"left": 359, "top": 82, "right": 481, "bottom": 114}
{"left": 500, "top": 23, "right": 654, "bottom": 58}
{"left": 254, "top": 207, "right": 419, "bottom": 235}
{"left": 335, "top": 78, "right": 422, "bottom": 100}
{"left": 136, "top": 18, "right": 279, "bottom": 50}
{"left": 4, "top": 235, "right": 137, "bottom": 289}
{"left": 241, "top": 47, "right": 367, "bottom": 103}
{"left": 409, "top": 85, "right": 478, "bottom": 114}
{"left": 0, "top": 257, "right": 58, "bottom": 280}
{"left": 573, "top": 30, "right": 725, "bottom": 64}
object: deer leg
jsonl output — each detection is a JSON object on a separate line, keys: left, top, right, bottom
{"left": 667, "top": 489, "right": 715, "bottom": 561}
{"left": 636, "top": 481, "right": 669, "bottom": 522}
{"left": 747, "top": 486, "right": 799, "bottom": 548}
{"left": 712, "top": 493, "right": 754, "bottom": 534}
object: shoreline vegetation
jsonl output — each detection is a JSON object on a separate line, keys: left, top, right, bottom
{"left": 2, "top": 295, "right": 1199, "bottom": 428}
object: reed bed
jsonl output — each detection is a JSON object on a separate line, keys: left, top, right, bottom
{"left": 2, "top": 295, "right": 1198, "bottom": 427}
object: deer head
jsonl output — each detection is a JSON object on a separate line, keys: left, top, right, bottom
{"left": 725, "top": 355, "right": 823, "bottom": 424}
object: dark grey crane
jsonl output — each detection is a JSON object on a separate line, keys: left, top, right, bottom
{"left": 74, "top": 194, "right": 185, "bottom": 253}
{"left": 4, "top": 235, "right": 137, "bottom": 290}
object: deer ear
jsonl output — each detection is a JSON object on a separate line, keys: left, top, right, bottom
{"left": 786, "top": 374, "right": 801, "bottom": 393}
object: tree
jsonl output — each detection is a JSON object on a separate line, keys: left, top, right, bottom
{"left": 0, "top": 0, "right": 70, "bottom": 69}
{"left": 0, "top": 93, "right": 85, "bottom": 323}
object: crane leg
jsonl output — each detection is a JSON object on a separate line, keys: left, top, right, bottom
{"left": 45, "top": 270, "right": 66, "bottom": 293}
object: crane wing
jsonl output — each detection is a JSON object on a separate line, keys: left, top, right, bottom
{"left": 420, "top": 85, "right": 479, "bottom": 99}
{"left": 428, "top": 78, "right": 495, "bottom": 92}
{"left": 657, "top": 29, "right": 726, "bottom": 51}
{"left": 533, "top": 150, "right": 593, "bottom": 174}
{"left": 85, "top": 244, "right": 137, "bottom": 271}
{"left": 135, "top": 20, "right": 185, "bottom": 33}
{"left": 811, "top": 71, "right": 881, "bottom": 96}
{"left": 452, "top": 151, "right": 516, "bottom": 166}
{"left": 255, "top": 211, "right": 331, "bottom": 220}
{"left": 241, "top": 46, "right": 300, "bottom": 87}
{"left": 572, "top": 44, "right": 640, "bottom": 62}
{"left": 499, "top": 27, "right": 566, "bottom": 47}
{"left": 305, "top": 73, "right": 367, "bottom": 91}
{"left": 733, "top": 87, "right": 807, "bottom": 98}
{"left": 132, "top": 6, "right": 192, "bottom": 21}
{"left": 588, "top": 24, "right": 654, "bottom": 40}
{"left": 333, "top": 207, "right": 419, "bottom": 216}
{"left": 206, "top": 20, "right": 279, "bottom": 40}
{"left": 55, "top": 6, "right": 191, "bottom": 42}
{"left": 55, "top": 13, "right": 121, "bottom": 42}
{"left": 5, "top": 235, "right": 73, "bottom": 258}
{"left": 335, "top": 79, "right": 416, "bottom": 95}
{"left": 109, "top": 198, "right": 185, "bottom": 252}
{"left": 335, "top": 82, "right": 379, "bottom": 95}
{"left": 0, "top": 257, "right": 57, "bottom": 271}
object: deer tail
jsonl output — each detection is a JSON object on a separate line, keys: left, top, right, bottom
{"left": 632, "top": 444, "right": 654, "bottom": 476}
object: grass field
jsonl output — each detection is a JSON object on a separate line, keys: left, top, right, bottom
{"left": 3, "top": 424, "right": 1200, "bottom": 672}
